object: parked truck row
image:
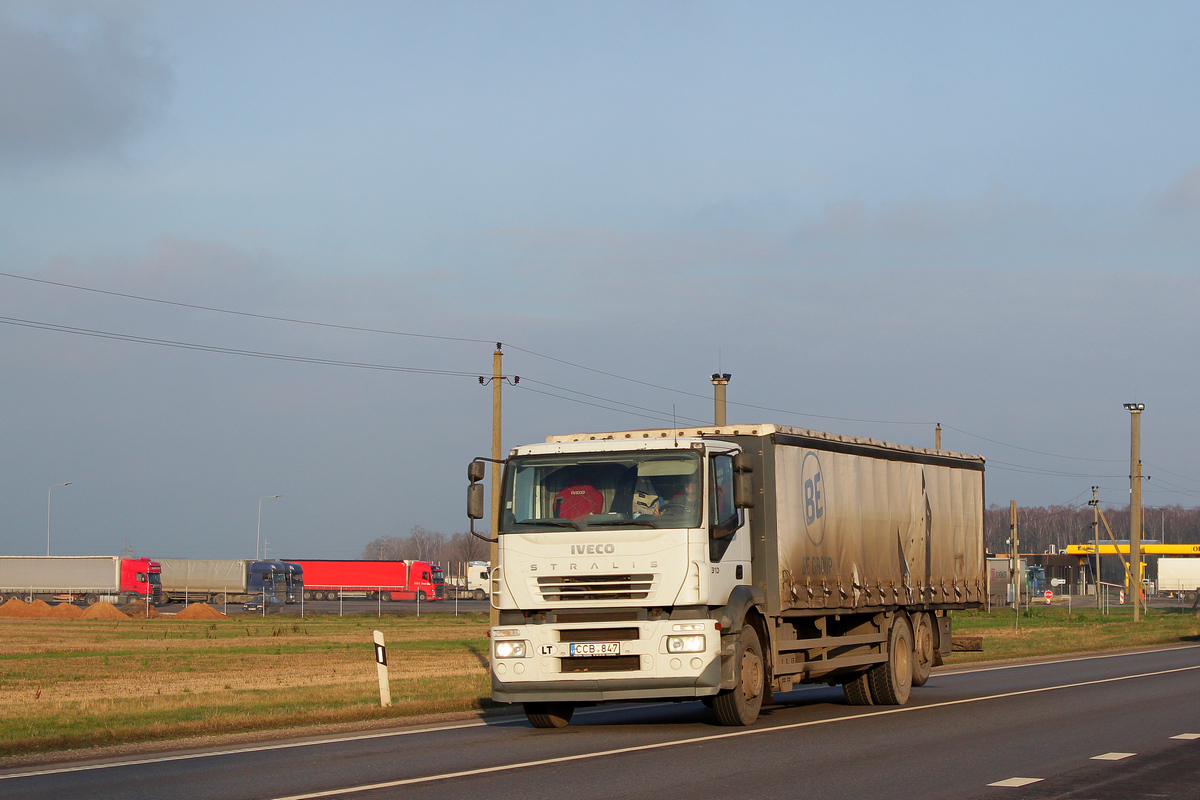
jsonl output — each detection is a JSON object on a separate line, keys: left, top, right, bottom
{"left": 470, "top": 423, "right": 987, "bottom": 728}
{"left": 0, "top": 556, "right": 448, "bottom": 607}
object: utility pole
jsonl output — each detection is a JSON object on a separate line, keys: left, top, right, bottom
{"left": 1010, "top": 500, "right": 1019, "bottom": 629}
{"left": 1124, "top": 403, "right": 1145, "bottom": 622}
{"left": 479, "top": 344, "right": 518, "bottom": 627}
{"left": 1091, "top": 486, "right": 1100, "bottom": 610}
{"left": 711, "top": 373, "right": 731, "bottom": 426}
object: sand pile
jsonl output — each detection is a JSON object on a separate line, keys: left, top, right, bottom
{"left": 119, "top": 602, "right": 161, "bottom": 618}
{"left": 48, "top": 602, "right": 85, "bottom": 618}
{"left": 81, "top": 601, "right": 130, "bottom": 620}
{"left": 0, "top": 598, "right": 30, "bottom": 617}
{"left": 175, "top": 602, "right": 228, "bottom": 620}
{"left": 27, "top": 599, "right": 56, "bottom": 618}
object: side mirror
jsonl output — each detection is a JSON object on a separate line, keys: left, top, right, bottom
{"left": 467, "top": 483, "right": 485, "bottom": 520}
{"left": 733, "top": 453, "right": 755, "bottom": 509}
{"left": 468, "top": 460, "right": 486, "bottom": 483}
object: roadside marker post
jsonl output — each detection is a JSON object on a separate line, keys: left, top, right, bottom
{"left": 373, "top": 630, "right": 391, "bottom": 708}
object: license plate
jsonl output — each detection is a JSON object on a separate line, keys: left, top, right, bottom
{"left": 569, "top": 641, "right": 620, "bottom": 657}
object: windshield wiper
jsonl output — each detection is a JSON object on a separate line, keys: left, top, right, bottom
{"left": 590, "top": 519, "right": 656, "bottom": 528}
{"left": 514, "top": 519, "right": 581, "bottom": 530}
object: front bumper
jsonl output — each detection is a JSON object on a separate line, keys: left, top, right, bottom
{"left": 491, "top": 618, "right": 722, "bottom": 704}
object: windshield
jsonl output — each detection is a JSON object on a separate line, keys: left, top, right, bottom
{"left": 501, "top": 450, "right": 702, "bottom": 532}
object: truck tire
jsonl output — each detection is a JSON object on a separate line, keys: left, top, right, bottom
{"left": 473, "top": 589, "right": 486, "bottom": 601}
{"left": 912, "top": 612, "right": 935, "bottom": 687}
{"left": 843, "top": 672, "right": 874, "bottom": 706}
{"left": 713, "top": 625, "right": 765, "bottom": 726}
{"left": 84, "top": 593, "right": 99, "bottom": 606}
{"left": 524, "top": 702, "right": 574, "bottom": 728}
{"left": 380, "top": 591, "right": 392, "bottom": 602}
{"left": 418, "top": 590, "right": 428, "bottom": 602}
{"left": 868, "top": 615, "right": 913, "bottom": 705}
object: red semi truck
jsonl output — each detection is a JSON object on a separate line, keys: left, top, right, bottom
{"left": 285, "top": 559, "right": 444, "bottom": 601}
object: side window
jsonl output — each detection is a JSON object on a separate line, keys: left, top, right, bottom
{"left": 709, "top": 455, "right": 737, "bottom": 529}
{"left": 709, "top": 455, "right": 739, "bottom": 561}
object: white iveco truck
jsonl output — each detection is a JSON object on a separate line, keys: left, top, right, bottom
{"left": 468, "top": 424, "right": 985, "bottom": 728}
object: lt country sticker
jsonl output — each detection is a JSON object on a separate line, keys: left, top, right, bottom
{"left": 801, "top": 451, "right": 826, "bottom": 546}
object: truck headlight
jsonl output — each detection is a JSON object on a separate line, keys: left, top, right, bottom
{"left": 666, "top": 635, "right": 705, "bottom": 653}
{"left": 494, "top": 640, "right": 528, "bottom": 658}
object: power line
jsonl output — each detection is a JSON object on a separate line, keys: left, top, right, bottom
{"left": 0, "top": 316, "right": 481, "bottom": 377}
{"left": 0, "top": 271, "right": 494, "bottom": 346}
{"left": 941, "top": 424, "right": 1123, "bottom": 463}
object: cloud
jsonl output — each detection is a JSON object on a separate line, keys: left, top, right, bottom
{"left": 0, "top": 7, "right": 172, "bottom": 172}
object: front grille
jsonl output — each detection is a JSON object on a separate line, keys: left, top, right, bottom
{"left": 536, "top": 574, "right": 656, "bottom": 602}
{"left": 560, "top": 655, "right": 641, "bottom": 673}
{"left": 555, "top": 610, "right": 639, "bottom": 623}
{"left": 558, "top": 627, "right": 639, "bottom": 642}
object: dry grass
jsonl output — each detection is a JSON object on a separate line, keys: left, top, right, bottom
{"left": 0, "top": 612, "right": 491, "bottom": 756}
{"left": 946, "top": 606, "right": 1200, "bottom": 664}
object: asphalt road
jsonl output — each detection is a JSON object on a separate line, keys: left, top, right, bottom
{"left": 4, "top": 644, "right": 1199, "bottom": 800}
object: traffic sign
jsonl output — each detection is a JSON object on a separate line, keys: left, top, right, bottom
{"left": 1044, "top": 589, "right": 1053, "bottom": 604}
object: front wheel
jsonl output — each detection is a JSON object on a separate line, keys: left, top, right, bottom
{"left": 417, "top": 591, "right": 427, "bottom": 602}
{"left": 473, "top": 588, "right": 486, "bottom": 601}
{"left": 712, "top": 625, "right": 765, "bottom": 726}
{"left": 524, "top": 702, "right": 574, "bottom": 728}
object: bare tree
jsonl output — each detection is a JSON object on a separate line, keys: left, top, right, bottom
{"left": 360, "top": 535, "right": 406, "bottom": 560}
{"left": 450, "top": 531, "right": 488, "bottom": 563}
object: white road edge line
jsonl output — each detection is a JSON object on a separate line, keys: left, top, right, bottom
{"left": 1170, "top": 733, "right": 1200, "bottom": 740}
{"left": 936, "top": 642, "right": 1200, "bottom": 677}
{"left": 254, "top": 663, "right": 1200, "bottom": 800}
{"left": 1090, "top": 752, "right": 1136, "bottom": 760}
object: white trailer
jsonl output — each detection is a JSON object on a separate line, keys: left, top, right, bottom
{"left": 1157, "top": 558, "right": 1200, "bottom": 597}
{"left": 469, "top": 423, "right": 985, "bottom": 728}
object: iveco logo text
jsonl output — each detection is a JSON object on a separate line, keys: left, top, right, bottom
{"left": 571, "top": 544, "right": 616, "bottom": 554}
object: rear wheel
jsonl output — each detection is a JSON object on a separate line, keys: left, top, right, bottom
{"left": 84, "top": 593, "right": 99, "bottom": 606}
{"left": 868, "top": 615, "right": 913, "bottom": 705}
{"left": 912, "top": 613, "right": 935, "bottom": 687}
{"left": 843, "top": 672, "right": 874, "bottom": 705}
{"left": 380, "top": 591, "right": 392, "bottom": 602}
{"left": 524, "top": 702, "right": 574, "bottom": 728}
{"left": 712, "top": 625, "right": 765, "bottom": 726}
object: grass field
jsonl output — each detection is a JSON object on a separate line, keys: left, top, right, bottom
{"left": 0, "top": 611, "right": 491, "bottom": 757}
{"left": 1, "top": 606, "right": 1197, "bottom": 757}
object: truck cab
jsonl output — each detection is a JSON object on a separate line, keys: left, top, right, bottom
{"left": 486, "top": 436, "right": 753, "bottom": 724}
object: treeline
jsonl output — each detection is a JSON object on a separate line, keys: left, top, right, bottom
{"left": 361, "top": 526, "right": 488, "bottom": 565}
{"left": 984, "top": 504, "right": 1200, "bottom": 555}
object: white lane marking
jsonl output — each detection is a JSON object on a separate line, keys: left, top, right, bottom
{"left": 1091, "top": 752, "right": 1136, "bottom": 760}
{"left": 1171, "top": 733, "right": 1200, "bottom": 740}
{"left": 258, "top": 662, "right": 1200, "bottom": 800}
{"left": 937, "top": 642, "right": 1200, "bottom": 677}
{"left": 988, "top": 777, "right": 1043, "bottom": 787}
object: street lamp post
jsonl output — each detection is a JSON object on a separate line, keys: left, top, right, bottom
{"left": 47, "top": 482, "right": 71, "bottom": 556}
{"left": 257, "top": 495, "right": 281, "bottom": 560}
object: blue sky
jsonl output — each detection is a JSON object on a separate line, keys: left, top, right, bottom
{"left": 2, "top": 2, "right": 1199, "bottom": 559}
